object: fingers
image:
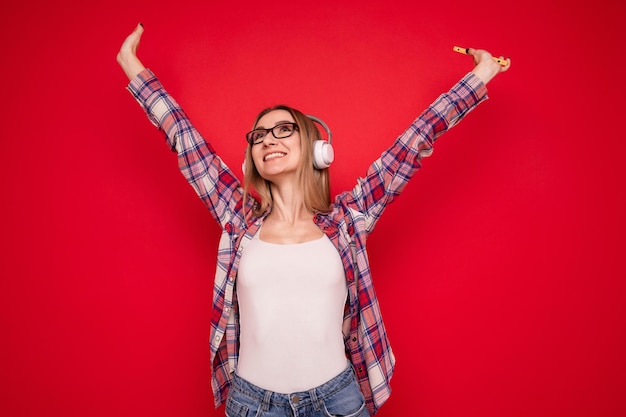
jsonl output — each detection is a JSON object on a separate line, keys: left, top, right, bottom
{"left": 467, "top": 48, "right": 491, "bottom": 64}
{"left": 469, "top": 48, "right": 511, "bottom": 70}
{"left": 500, "top": 56, "right": 512, "bottom": 72}
{"left": 493, "top": 54, "right": 512, "bottom": 72}
{"left": 127, "top": 23, "right": 144, "bottom": 52}
{"left": 134, "top": 22, "right": 144, "bottom": 39}
{"left": 118, "top": 23, "right": 144, "bottom": 60}
{"left": 117, "top": 23, "right": 147, "bottom": 80}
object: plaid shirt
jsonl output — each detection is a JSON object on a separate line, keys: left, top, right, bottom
{"left": 127, "top": 69, "right": 487, "bottom": 415}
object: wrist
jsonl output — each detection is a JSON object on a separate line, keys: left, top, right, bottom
{"left": 471, "top": 62, "right": 499, "bottom": 85}
{"left": 117, "top": 52, "right": 145, "bottom": 81}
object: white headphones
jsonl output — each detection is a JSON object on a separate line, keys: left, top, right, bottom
{"left": 242, "top": 115, "right": 334, "bottom": 174}
{"left": 307, "top": 115, "right": 334, "bottom": 169}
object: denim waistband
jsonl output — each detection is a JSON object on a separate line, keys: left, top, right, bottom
{"left": 231, "top": 363, "right": 355, "bottom": 410}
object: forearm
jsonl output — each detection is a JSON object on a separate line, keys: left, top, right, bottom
{"left": 471, "top": 61, "right": 500, "bottom": 85}
{"left": 126, "top": 69, "right": 247, "bottom": 226}
{"left": 343, "top": 72, "right": 488, "bottom": 230}
{"left": 127, "top": 69, "right": 195, "bottom": 154}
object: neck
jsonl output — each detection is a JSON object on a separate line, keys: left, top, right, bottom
{"left": 268, "top": 182, "right": 312, "bottom": 225}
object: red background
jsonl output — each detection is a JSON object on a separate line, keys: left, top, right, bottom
{"left": 2, "top": 1, "right": 625, "bottom": 416}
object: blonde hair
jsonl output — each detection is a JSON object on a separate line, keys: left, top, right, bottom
{"left": 243, "top": 105, "right": 331, "bottom": 216}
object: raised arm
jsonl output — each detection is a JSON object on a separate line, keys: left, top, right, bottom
{"left": 116, "top": 23, "right": 147, "bottom": 80}
{"left": 339, "top": 47, "right": 510, "bottom": 233}
{"left": 116, "top": 24, "right": 254, "bottom": 229}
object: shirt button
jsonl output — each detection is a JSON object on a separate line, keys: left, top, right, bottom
{"left": 215, "top": 335, "right": 221, "bottom": 342}
{"left": 224, "top": 306, "right": 230, "bottom": 313}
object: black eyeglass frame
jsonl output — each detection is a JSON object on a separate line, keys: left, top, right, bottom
{"left": 245, "top": 122, "right": 300, "bottom": 145}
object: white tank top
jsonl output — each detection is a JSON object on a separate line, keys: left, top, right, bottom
{"left": 236, "top": 229, "right": 348, "bottom": 393}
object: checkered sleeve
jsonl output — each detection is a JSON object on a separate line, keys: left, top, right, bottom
{"left": 346, "top": 72, "right": 488, "bottom": 233}
{"left": 127, "top": 69, "right": 246, "bottom": 227}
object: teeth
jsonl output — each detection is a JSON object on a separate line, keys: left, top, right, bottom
{"left": 264, "top": 152, "right": 286, "bottom": 161}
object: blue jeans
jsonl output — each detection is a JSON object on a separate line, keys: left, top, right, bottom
{"left": 225, "top": 364, "right": 370, "bottom": 417}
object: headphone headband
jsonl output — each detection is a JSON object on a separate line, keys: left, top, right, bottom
{"left": 306, "top": 115, "right": 332, "bottom": 145}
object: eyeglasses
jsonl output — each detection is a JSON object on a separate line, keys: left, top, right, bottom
{"left": 246, "top": 122, "right": 299, "bottom": 145}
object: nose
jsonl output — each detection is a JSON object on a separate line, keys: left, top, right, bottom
{"left": 261, "top": 133, "right": 278, "bottom": 146}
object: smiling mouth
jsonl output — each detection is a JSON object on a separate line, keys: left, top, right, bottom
{"left": 263, "top": 152, "right": 286, "bottom": 161}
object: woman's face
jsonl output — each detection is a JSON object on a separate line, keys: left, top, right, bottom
{"left": 250, "top": 109, "right": 302, "bottom": 181}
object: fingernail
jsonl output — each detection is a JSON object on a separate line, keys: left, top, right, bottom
{"left": 139, "top": 22, "right": 144, "bottom": 27}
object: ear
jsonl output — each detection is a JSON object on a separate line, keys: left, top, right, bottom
{"left": 242, "top": 150, "right": 250, "bottom": 176}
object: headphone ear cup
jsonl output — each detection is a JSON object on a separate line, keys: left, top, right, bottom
{"left": 312, "top": 140, "right": 334, "bottom": 169}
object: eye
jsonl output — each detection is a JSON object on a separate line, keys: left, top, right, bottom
{"left": 250, "top": 130, "right": 267, "bottom": 142}
{"left": 277, "top": 123, "right": 294, "bottom": 133}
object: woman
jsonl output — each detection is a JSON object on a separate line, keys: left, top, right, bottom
{"left": 117, "top": 23, "right": 509, "bottom": 417}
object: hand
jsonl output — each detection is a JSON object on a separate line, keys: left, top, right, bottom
{"left": 467, "top": 48, "right": 511, "bottom": 85}
{"left": 116, "top": 23, "right": 146, "bottom": 81}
